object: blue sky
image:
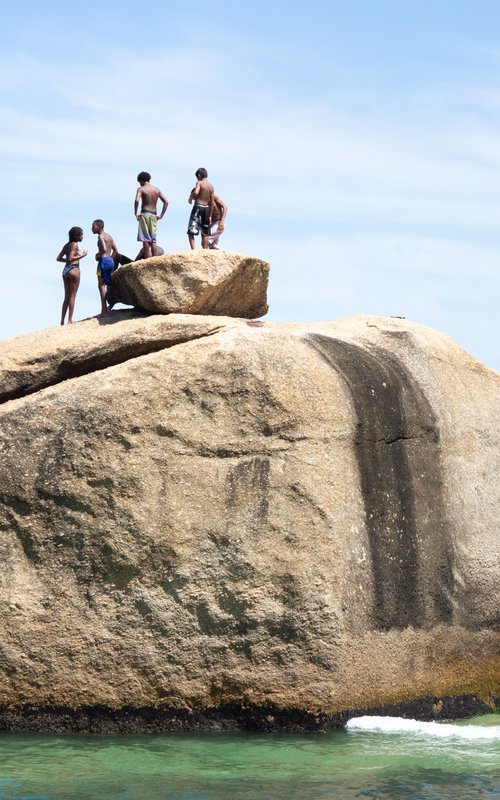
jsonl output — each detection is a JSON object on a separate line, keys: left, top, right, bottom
{"left": 1, "top": 0, "right": 499, "bottom": 368}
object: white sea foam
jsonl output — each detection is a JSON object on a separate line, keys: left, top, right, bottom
{"left": 346, "top": 715, "right": 500, "bottom": 740}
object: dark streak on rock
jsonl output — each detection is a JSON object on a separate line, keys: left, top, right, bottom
{"left": 226, "top": 457, "right": 270, "bottom": 525}
{"left": 306, "top": 334, "right": 454, "bottom": 630}
{"left": 0, "top": 694, "right": 491, "bottom": 734}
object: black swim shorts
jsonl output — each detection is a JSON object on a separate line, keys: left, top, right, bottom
{"left": 187, "top": 204, "right": 211, "bottom": 237}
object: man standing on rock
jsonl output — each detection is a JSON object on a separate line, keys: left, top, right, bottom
{"left": 92, "top": 219, "right": 118, "bottom": 316}
{"left": 134, "top": 171, "right": 169, "bottom": 258}
{"left": 187, "top": 167, "right": 214, "bottom": 250}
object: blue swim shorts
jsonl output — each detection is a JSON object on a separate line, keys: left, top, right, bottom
{"left": 96, "top": 256, "right": 115, "bottom": 285}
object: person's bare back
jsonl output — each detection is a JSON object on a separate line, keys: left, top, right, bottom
{"left": 191, "top": 178, "right": 214, "bottom": 206}
{"left": 98, "top": 230, "right": 117, "bottom": 258}
{"left": 135, "top": 173, "right": 168, "bottom": 219}
{"left": 136, "top": 183, "right": 165, "bottom": 214}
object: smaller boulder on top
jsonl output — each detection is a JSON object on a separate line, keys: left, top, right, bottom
{"left": 107, "top": 250, "right": 269, "bottom": 319}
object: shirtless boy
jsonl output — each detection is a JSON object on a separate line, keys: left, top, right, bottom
{"left": 187, "top": 168, "right": 214, "bottom": 250}
{"left": 56, "top": 226, "right": 88, "bottom": 325}
{"left": 134, "top": 171, "right": 168, "bottom": 258}
{"left": 92, "top": 219, "right": 118, "bottom": 315}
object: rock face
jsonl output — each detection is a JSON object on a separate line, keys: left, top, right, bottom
{"left": 107, "top": 250, "right": 269, "bottom": 318}
{"left": 0, "top": 313, "right": 498, "bottom": 730}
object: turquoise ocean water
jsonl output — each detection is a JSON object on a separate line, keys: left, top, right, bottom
{"left": 0, "top": 714, "right": 498, "bottom": 799}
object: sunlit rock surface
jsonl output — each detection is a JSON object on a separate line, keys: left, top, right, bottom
{"left": 0, "top": 313, "right": 498, "bottom": 730}
{"left": 107, "top": 250, "right": 269, "bottom": 318}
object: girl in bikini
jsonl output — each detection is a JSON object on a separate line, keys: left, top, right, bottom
{"left": 56, "top": 227, "right": 88, "bottom": 325}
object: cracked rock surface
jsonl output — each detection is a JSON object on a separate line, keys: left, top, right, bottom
{"left": 0, "top": 312, "right": 498, "bottom": 724}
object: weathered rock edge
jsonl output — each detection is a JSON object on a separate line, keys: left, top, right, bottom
{"left": 0, "top": 694, "right": 494, "bottom": 734}
{"left": 0, "top": 311, "right": 230, "bottom": 403}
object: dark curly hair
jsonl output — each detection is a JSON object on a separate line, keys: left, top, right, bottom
{"left": 68, "top": 226, "right": 83, "bottom": 241}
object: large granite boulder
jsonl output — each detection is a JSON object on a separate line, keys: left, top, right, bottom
{"left": 0, "top": 313, "right": 498, "bottom": 731}
{"left": 107, "top": 250, "right": 269, "bottom": 318}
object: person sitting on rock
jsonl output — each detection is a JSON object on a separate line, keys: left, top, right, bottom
{"left": 134, "top": 171, "right": 169, "bottom": 258}
{"left": 112, "top": 244, "right": 165, "bottom": 270}
{"left": 92, "top": 219, "right": 118, "bottom": 316}
{"left": 207, "top": 193, "right": 228, "bottom": 250}
{"left": 134, "top": 244, "right": 165, "bottom": 260}
{"left": 113, "top": 252, "right": 133, "bottom": 268}
{"left": 187, "top": 167, "right": 214, "bottom": 250}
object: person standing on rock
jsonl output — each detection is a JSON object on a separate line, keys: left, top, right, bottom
{"left": 91, "top": 219, "right": 118, "bottom": 316}
{"left": 207, "top": 193, "right": 228, "bottom": 249}
{"left": 56, "top": 226, "right": 88, "bottom": 325}
{"left": 187, "top": 167, "right": 214, "bottom": 250}
{"left": 134, "top": 171, "right": 169, "bottom": 259}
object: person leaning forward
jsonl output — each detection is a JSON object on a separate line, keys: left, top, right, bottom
{"left": 134, "top": 171, "right": 168, "bottom": 258}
